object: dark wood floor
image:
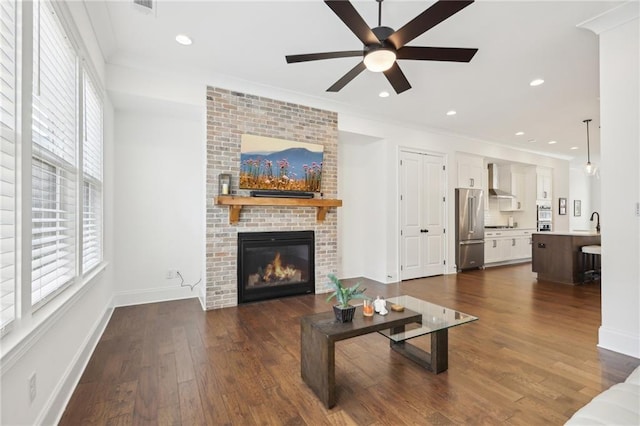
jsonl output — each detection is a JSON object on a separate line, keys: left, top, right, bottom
{"left": 60, "top": 264, "right": 639, "bottom": 425}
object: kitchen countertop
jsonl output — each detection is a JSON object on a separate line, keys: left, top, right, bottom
{"left": 485, "top": 227, "right": 535, "bottom": 230}
{"left": 534, "top": 231, "right": 600, "bottom": 237}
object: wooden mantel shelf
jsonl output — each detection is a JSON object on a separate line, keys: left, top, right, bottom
{"left": 215, "top": 196, "right": 343, "bottom": 224}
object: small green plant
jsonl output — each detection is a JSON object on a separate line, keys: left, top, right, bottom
{"left": 326, "top": 274, "right": 368, "bottom": 308}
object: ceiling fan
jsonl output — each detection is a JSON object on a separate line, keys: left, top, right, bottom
{"left": 285, "top": 0, "right": 478, "bottom": 94}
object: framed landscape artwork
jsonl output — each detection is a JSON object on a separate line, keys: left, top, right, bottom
{"left": 239, "top": 134, "right": 324, "bottom": 193}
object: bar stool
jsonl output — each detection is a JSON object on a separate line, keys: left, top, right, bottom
{"left": 581, "top": 245, "right": 601, "bottom": 284}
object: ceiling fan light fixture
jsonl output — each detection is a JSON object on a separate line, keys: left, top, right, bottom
{"left": 364, "top": 48, "right": 396, "bottom": 72}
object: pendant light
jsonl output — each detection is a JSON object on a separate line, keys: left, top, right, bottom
{"left": 583, "top": 119, "right": 597, "bottom": 176}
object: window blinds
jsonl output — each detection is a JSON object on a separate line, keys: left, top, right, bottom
{"left": 31, "top": 0, "right": 78, "bottom": 307}
{"left": 82, "top": 73, "right": 102, "bottom": 272}
{"left": 0, "top": 0, "right": 17, "bottom": 331}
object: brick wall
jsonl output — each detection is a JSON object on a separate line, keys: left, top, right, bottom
{"left": 205, "top": 87, "right": 339, "bottom": 309}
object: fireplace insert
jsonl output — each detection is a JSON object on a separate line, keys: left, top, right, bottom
{"left": 237, "top": 231, "right": 315, "bottom": 303}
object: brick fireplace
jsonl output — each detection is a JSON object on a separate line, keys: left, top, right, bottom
{"left": 205, "top": 87, "right": 338, "bottom": 309}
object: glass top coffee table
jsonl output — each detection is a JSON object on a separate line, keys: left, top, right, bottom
{"left": 300, "top": 295, "right": 477, "bottom": 408}
{"left": 378, "top": 295, "right": 478, "bottom": 374}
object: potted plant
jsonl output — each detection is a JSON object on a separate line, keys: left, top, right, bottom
{"left": 326, "top": 274, "right": 368, "bottom": 322}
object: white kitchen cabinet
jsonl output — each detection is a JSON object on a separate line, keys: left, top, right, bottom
{"left": 484, "top": 229, "right": 533, "bottom": 265}
{"left": 513, "top": 236, "right": 532, "bottom": 259}
{"left": 457, "top": 154, "right": 484, "bottom": 189}
{"left": 485, "top": 237, "right": 509, "bottom": 263}
{"left": 536, "top": 168, "right": 552, "bottom": 201}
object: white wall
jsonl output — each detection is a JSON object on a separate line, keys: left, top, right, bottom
{"left": 113, "top": 102, "right": 205, "bottom": 306}
{"left": 569, "top": 168, "right": 594, "bottom": 230}
{"left": 337, "top": 114, "right": 571, "bottom": 282}
{"left": 584, "top": 5, "right": 639, "bottom": 357}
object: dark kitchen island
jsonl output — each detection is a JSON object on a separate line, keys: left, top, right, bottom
{"left": 532, "top": 231, "right": 601, "bottom": 284}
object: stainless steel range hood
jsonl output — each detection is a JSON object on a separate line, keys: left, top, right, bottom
{"left": 487, "top": 163, "right": 515, "bottom": 198}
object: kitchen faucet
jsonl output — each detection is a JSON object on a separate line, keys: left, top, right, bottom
{"left": 590, "top": 211, "right": 600, "bottom": 233}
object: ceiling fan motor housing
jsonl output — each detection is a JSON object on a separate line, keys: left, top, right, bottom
{"left": 370, "top": 26, "right": 396, "bottom": 48}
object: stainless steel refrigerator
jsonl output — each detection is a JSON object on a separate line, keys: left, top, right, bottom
{"left": 455, "top": 188, "right": 485, "bottom": 271}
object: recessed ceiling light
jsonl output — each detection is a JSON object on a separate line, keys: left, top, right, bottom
{"left": 379, "top": 91, "right": 390, "bottom": 98}
{"left": 446, "top": 110, "right": 457, "bottom": 116}
{"left": 515, "top": 131, "right": 524, "bottom": 136}
{"left": 548, "top": 140, "right": 557, "bottom": 145}
{"left": 530, "top": 78, "right": 545, "bottom": 87}
{"left": 175, "top": 34, "right": 192, "bottom": 46}
{"left": 570, "top": 146, "right": 579, "bottom": 150}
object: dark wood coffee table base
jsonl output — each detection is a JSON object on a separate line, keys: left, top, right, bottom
{"left": 389, "top": 325, "right": 448, "bottom": 373}
{"left": 300, "top": 307, "right": 423, "bottom": 409}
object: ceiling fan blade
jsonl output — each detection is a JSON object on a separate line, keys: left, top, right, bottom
{"left": 286, "top": 50, "right": 363, "bottom": 64}
{"left": 324, "top": 1, "right": 380, "bottom": 45}
{"left": 383, "top": 63, "right": 411, "bottom": 94}
{"left": 327, "top": 61, "right": 367, "bottom": 92}
{"left": 388, "top": 0, "right": 474, "bottom": 49}
{"left": 396, "top": 46, "right": 478, "bottom": 62}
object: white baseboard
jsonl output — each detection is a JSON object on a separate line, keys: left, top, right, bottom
{"left": 44, "top": 303, "right": 114, "bottom": 425}
{"left": 598, "top": 326, "right": 640, "bottom": 358}
{"left": 112, "top": 286, "right": 200, "bottom": 307}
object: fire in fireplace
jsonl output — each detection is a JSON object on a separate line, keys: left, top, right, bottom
{"left": 237, "top": 231, "right": 315, "bottom": 303}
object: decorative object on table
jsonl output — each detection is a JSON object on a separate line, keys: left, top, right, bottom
{"left": 218, "top": 173, "right": 231, "bottom": 195}
{"left": 390, "top": 304, "right": 404, "bottom": 312}
{"left": 559, "top": 197, "right": 567, "bottom": 215}
{"left": 326, "top": 274, "right": 368, "bottom": 323}
{"left": 362, "top": 299, "right": 374, "bottom": 317}
{"left": 574, "top": 199, "right": 582, "bottom": 217}
{"left": 373, "top": 296, "right": 388, "bottom": 315}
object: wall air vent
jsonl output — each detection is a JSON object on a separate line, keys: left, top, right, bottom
{"left": 132, "top": 0, "right": 156, "bottom": 15}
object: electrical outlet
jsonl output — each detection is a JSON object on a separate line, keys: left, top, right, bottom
{"left": 166, "top": 269, "right": 177, "bottom": 279}
{"left": 28, "top": 372, "right": 36, "bottom": 403}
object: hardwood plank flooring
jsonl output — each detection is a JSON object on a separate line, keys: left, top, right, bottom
{"left": 60, "top": 264, "right": 639, "bottom": 425}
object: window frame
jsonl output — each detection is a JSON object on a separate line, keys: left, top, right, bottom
{"left": 30, "top": 0, "right": 79, "bottom": 310}
{"left": 0, "top": 0, "right": 19, "bottom": 335}
{"left": 1, "top": 0, "right": 106, "bottom": 338}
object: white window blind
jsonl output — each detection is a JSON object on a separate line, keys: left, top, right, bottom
{"left": 0, "top": 0, "right": 17, "bottom": 332}
{"left": 82, "top": 72, "right": 102, "bottom": 272}
{"left": 31, "top": 0, "right": 77, "bottom": 307}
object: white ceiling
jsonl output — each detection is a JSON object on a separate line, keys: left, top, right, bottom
{"left": 84, "top": 0, "right": 624, "bottom": 162}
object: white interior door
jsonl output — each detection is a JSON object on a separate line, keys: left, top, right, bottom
{"left": 400, "top": 152, "right": 423, "bottom": 280}
{"left": 422, "top": 154, "right": 446, "bottom": 277}
{"left": 400, "top": 150, "right": 446, "bottom": 280}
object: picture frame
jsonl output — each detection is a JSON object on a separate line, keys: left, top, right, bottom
{"left": 559, "top": 197, "right": 567, "bottom": 215}
{"left": 574, "top": 199, "right": 581, "bottom": 217}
